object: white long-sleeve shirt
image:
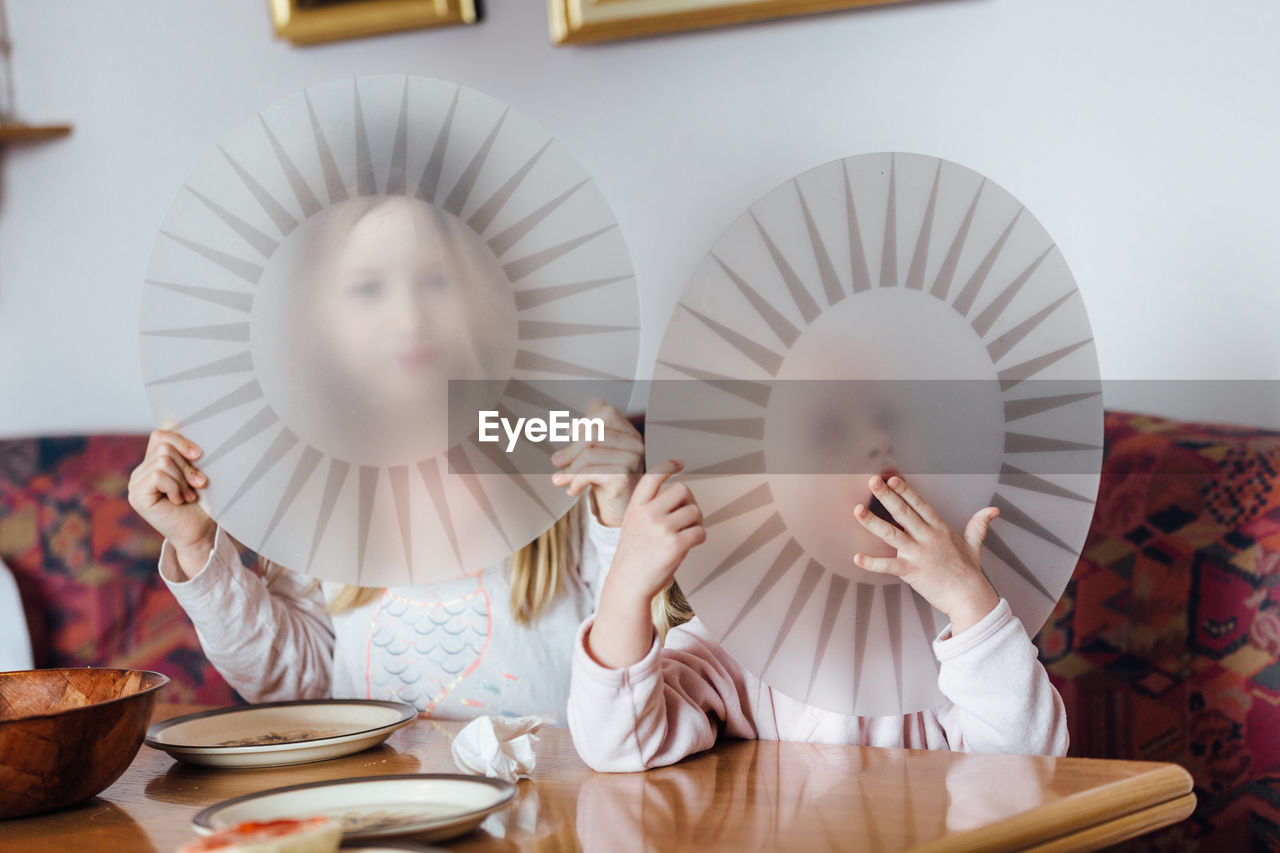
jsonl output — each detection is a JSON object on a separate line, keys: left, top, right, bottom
{"left": 161, "top": 499, "right": 620, "bottom": 724}
{"left": 0, "top": 557, "right": 33, "bottom": 671}
{"left": 567, "top": 599, "right": 1068, "bottom": 772}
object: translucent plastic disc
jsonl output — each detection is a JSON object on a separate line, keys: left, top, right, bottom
{"left": 141, "top": 76, "right": 638, "bottom": 585}
{"left": 646, "top": 152, "right": 1101, "bottom": 716}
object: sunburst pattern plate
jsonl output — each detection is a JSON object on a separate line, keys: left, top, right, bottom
{"left": 141, "top": 76, "right": 638, "bottom": 586}
{"left": 646, "top": 152, "right": 1101, "bottom": 716}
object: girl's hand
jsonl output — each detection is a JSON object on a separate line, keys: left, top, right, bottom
{"left": 127, "top": 429, "right": 216, "bottom": 579}
{"left": 588, "top": 459, "right": 705, "bottom": 668}
{"left": 852, "top": 475, "right": 1001, "bottom": 635}
{"left": 550, "top": 399, "right": 644, "bottom": 527}
{"left": 609, "top": 459, "right": 705, "bottom": 601}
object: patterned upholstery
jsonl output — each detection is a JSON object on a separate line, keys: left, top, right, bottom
{"left": 1036, "top": 412, "right": 1280, "bottom": 851}
{"left": 0, "top": 436, "right": 238, "bottom": 705}
{"left": 1, "top": 413, "right": 1278, "bottom": 848}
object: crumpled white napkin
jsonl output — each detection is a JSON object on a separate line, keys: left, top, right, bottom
{"left": 451, "top": 714, "right": 551, "bottom": 783}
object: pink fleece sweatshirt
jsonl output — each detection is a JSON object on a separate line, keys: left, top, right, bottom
{"left": 567, "top": 599, "right": 1067, "bottom": 772}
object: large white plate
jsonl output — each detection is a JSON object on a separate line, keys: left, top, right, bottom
{"left": 140, "top": 75, "right": 639, "bottom": 586}
{"left": 191, "top": 774, "right": 516, "bottom": 843}
{"left": 146, "top": 699, "right": 417, "bottom": 768}
{"left": 646, "top": 152, "right": 1102, "bottom": 717}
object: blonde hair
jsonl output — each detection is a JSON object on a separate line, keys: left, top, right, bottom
{"left": 326, "top": 583, "right": 382, "bottom": 614}
{"left": 507, "top": 510, "right": 575, "bottom": 626}
{"left": 652, "top": 579, "right": 694, "bottom": 643}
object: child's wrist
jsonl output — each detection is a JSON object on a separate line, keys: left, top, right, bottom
{"left": 588, "top": 488, "right": 625, "bottom": 528}
{"left": 944, "top": 579, "right": 1000, "bottom": 636}
{"left": 171, "top": 526, "right": 216, "bottom": 581}
{"left": 599, "top": 573, "right": 655, "bottom": 623}
{"left": 589, "top": 575, "right": 659, "bottom": 669}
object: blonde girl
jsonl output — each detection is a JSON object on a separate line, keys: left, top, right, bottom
{"left": 129, "top": 196, "right": 677, "bottom": 721}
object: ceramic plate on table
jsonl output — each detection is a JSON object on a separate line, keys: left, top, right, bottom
{"left": 191, "top": 774, "right": 516, "bottom": 843}
{"left": 343, "top": 845, "right": 453, "bottom": 850}
{"left": 341, "top": 847, "right": 449, "bottom": 853}
{"left": 145, "top": 699, "right": 417, "bottom": 768}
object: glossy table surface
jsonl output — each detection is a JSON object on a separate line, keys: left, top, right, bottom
{"left": 0, "top": 704, "right": 1194, "bottom": 852}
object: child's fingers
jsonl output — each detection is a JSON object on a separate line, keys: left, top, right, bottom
{"left": 153, "top": 444, "right": 206, "bottom": 491}
{"left": 155, "top": 455, "right": 199, "bottom": 503}
{"left": 550, "top": 427, "right": 643, "bottom": 468}
{"left": 185, "top": 465, "right": 208, "bottom": 489}
{"left": 667, "top": 503, "right": 703, "bottom": 532}
{"left": 150, "top": 468, "right": 188, "bottom": 506}
{"left": 651, "top": 479, "right": 694, "bottom": 513}
{"left": 552, "top": 447, "right": 637, "bottom": 479}
{"left": 554, "top": 473, "right": 584, "bottom": 497}
{"left": 632, "top": 459, "right": 683, "bottom": 504}
{"left": 869, "top": 476, "right": 927, "bottom": 537}
{"left": 853, "top": 553, "right": 902, "bottom": 576}
{"left": 148, "top": 428, "right": 202, "bottom": 461}
{"left": 675, "top": 525, "right": 707, "bottom": 551}
{"left": 586, "top": 400, "right": 636, "bottom": 434}
{"left": 853, "top": 503, "right": 904, "bottom": 547}
{"left": 160, "top": 443, "right": 207, "bottom": 489}
{"left": 554, "top": 467, "right": 625, "bottom": 497}
{"left": 599, "top": 427, "right": 645, "bottom": 455}
{"left": 134, "top": 454, "right": 196, "bottom": 503}
{"left": 550, "top": 442, "right": 583, "bottom": 469}
{"left": 963, "top": 507, "right": 1000, "bottom": 553}
{"left": 887, "top": 477, "right": 942, "bottom": 528}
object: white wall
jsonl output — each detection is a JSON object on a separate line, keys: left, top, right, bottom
{"left": 1, "top": 0, "right": 1277, "bottom": 437}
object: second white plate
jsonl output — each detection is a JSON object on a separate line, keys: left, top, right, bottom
{"left": 145, "top": 699, "right": 418, "bottom": 768}
{"left": 191, "top": 774, "right": 516, "bottom": 842}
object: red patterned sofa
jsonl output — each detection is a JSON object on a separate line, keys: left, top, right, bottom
{"left": 0, "top": 436, "right": 238, "bottom": 705}
{"left": 1, "top": 412, "right": 1278, "bottom": 849}
{"left": 1036, "top": 412, "right": 1280, "bottom": 851}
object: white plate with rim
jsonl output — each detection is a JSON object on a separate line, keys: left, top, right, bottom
{"left": 191, "top": 774, "right": 516, "bottom": 843}
{"left": 146, "top": 699, "right": 417, "bottom": 768}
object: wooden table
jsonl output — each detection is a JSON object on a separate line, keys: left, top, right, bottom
{"left": 0, "top": 704, "right": 1194, "bottom": 852}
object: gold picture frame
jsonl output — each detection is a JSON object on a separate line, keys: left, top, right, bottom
{"left": 269, "top": 0, "right": 477, "bottom": 46}
{"left": 549, "top": 0, "right": 912, "bottom": 44}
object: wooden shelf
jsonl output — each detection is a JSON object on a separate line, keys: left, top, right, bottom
{"left": 0, "top": 122, "right": 72, "bottom": 143}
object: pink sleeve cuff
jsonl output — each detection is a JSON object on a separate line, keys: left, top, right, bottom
{"left": 932, "top": 598, "right": 1015, "bottom": 661}
{"left": 159, "top": 525, "right": 239, "bottom": 603}
{"left": 573, "top": 615, "right": 662, "bottom": 688}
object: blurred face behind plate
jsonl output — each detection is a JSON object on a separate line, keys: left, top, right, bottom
{"left": 260, "top": 196, "right": 517, "bottom": 468}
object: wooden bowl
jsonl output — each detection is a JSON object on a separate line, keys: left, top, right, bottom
{"left": 0, "top": 668, "right": 169, "bottom": 819}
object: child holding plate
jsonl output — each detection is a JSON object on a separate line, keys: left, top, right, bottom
{"left": 130, "top": 197, "right": 685, "bottom": 723}
{"left": 567, "top": 460, "right": 1067, "bottom": 769}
